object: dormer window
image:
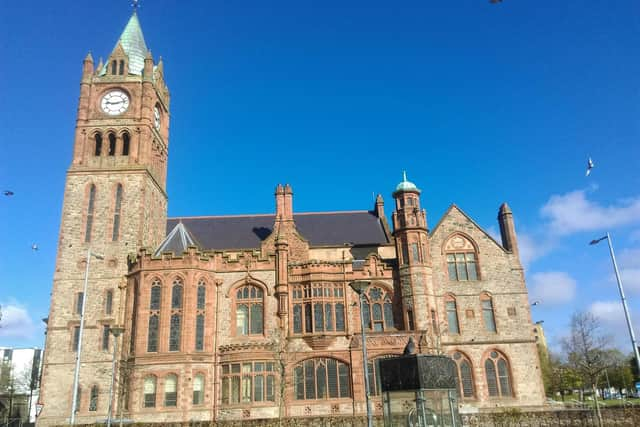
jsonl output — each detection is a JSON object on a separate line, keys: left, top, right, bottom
{"left": 119, "top": 60, "right": 125, "bottom": 75}
{"left": 111, "top": 60, "right": 117, "bottom": 75}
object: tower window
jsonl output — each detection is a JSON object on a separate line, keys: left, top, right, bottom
{"left": 147, "top": 314, "right": 159, "bottom": 352}
{"left": 119, "top": 60, "right": 125, "bottom": 75}
{"left": 89, "top": 385, "right": 99, "bottom": 411}
{"left": 102, "top": 325, "right": 110, "bottom": 351}
{"left": 169, "top": 314, "right": 181, "bottom": 351}
{"left": 112, "top": 184, "right": 123, "bottom": 241}
{"left": 111, "top": 60, "right": 117, "bottom": 75}
{"left": 85, "top": 184, "right": 96, "bottom": 243}
{"left": 94, "top": 133, "right": 102, "bottom": 156}
{"left": 122, "top": 132, "right": 130, "bottom": 155}
{"left": 108, "top": 133, "right": 116, "bottom": 156}
{"left": 105, "top": 289, "right": 113, "bottom": 315}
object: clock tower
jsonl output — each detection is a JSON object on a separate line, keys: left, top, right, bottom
{"left": 39, "top": 11, "right": 169, "bottom": 426}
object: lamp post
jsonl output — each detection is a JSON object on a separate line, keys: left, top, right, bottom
{"left": 350, "top": 280, "right": 373, "bottom": 427}
{"left": 106, "top": 326, "right": 124, "bottom": 427}
{"left": 590, "top": 232, "right": 640, "bottom": 376}
{"left": 70, "top": 249, "right": 103, "bottom": 425}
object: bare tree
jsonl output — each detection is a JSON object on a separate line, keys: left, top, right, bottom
{"left": 562, "top": 311, "right": 612, "bottom": 427}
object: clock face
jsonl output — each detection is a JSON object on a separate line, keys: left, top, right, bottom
{"left": 154, "top": 106, "right": 161, "bottom": 129}
{"left": 101, "top": 90, "right": 130, "bottom": 115}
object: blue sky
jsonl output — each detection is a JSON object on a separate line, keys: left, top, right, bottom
{"left": 1, "top": 1, "right": 639, "bottom": 356}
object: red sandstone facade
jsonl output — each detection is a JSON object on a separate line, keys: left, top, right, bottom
{"left": 38, "top": 11, "right": 545, "bottom": 426}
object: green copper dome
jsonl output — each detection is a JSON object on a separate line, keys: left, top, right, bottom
{"left": 393, "top": 171, "right": 420, "bottom": 195}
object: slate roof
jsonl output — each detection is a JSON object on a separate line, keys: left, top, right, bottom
{"left": 101, "top": 12, "right": 148, "bottom": 76}
{"left": 159, "top": 211, "right": 390, "bottom": 254}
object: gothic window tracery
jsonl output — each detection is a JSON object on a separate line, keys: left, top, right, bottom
{"left": 453, "top": 351, "right": 475, "bottom": 399}
{"left": 444, "top": 234, "right": 479, "bottom": 281}
{"left": 235, "top": 284, "right": 264, "bottom": 336}
{"left": 361, "top": 286, "right": 394, "bottom": 331}
{"left": 484, "top": 350, "right": 512, "bottom": 397}
{"left": 292, "top": 283, "right": 345, "bottom": 334}
{"left": 293, "top": 358, "right": 350, "bottom": 400}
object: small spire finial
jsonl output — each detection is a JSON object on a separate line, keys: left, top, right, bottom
{"left": 402, "top": 170, "right": 407, "bottom": 182}
{"left": 132, "top": 0, "right": 140, "bottom": 12}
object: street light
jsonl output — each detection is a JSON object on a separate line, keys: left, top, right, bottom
{"left": 106, "top": 326, "right": 124, "bottom": 427}
{"left": 70, "top": 249, "right": 104, "bottom": 425}
{"left": 590, "top": 232, "right": 640, "bottom": 376}
{"left": 349, "top": 280, "right": 373, "bottom": 427}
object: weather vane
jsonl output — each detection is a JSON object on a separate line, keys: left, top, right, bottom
{"left": 132, "top": 0, "right": 141, "bottom": 11}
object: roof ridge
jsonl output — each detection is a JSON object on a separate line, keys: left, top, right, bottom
{"left": 168, "top": 210, "right": 373, "bottom": 220}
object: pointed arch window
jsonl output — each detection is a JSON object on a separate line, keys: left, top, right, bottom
{"left": 235, "top": 284, "right": 264, "bottom": 336}
{"left": 481, "top": 294, "right": 497, "bottom": 332}
{"left": 171, "top": 279, "right": 183, "bottom": 309}
{"left": 119, "top": 60, "right": 125, "bottom": 75}
{"left": 112, "top": 184, "right": 123, "bottom": 241}
{"left": 445, "top": 235, "right": 479, "bottom": 281}
{"left": 111, "top": 60, "right": 117, "bottom": 75}
{"left": 164, "top": 374, "right": 178, "bottom": 406}
{"left": 89, "top": 385, "right": 99, "bottom": 411}
{"left": 361, "top": 286, "right": 394, "bottom": 331}
{"left": 94, "top": 133, "right": 102, "bottom": 156}
{"left": 143, "top": 376, "right": 156, "bottom": 408}
{"left": 150, "top": 280, "right": 161, "bottom": 310}
{"left": 445, "top": 295, "right": 460, "bottom": 334}
{"left": 485, "top": 350, "right": 512, "bottom": 397}
{"left": 170, "top": 279, "right": 183, "bottom": 350}
{"left": 452, "top": 351, "right": 475, "bottom": 398}
{"left": 122, "top": 132, "right": 130, "bottom": 155}
{"left": 108, "top": 133, "right": 116, "bottom": 156}
{"left": 147, "top": 314, "right": 159, "bottom": 352}
{"left": 197, "top": 280, "right": 206, "bottom": 310}
{"left": 293, "top": 358, "right": 351, "bottom": 400}
{"left": 84, "top": 184, "right": 96, "bottom": 243}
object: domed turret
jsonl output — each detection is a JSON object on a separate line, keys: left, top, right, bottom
{"left": 393, "top": 171, "right": 420, "bottom": 196}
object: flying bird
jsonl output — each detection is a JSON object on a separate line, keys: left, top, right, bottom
{"left": 490, "top": 0, "right": 503, "bottom": 3}
{"left": 32, "top": 244, "right": 39, "bottom": 251}
{"left": 586, "top": 157, "right": 594, "bottom": 176}
{"left": 3, "top": 190, "right": 14, "bottom": 196}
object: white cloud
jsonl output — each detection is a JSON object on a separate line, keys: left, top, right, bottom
{"left": 540, "top": 189, "right": 640, "bottom": 235}
{"left": 518, "top": 233, "right": 554, "bottom": 270}
{"left": 529, "top": 271, "right": 577, "bottom": 305}
{"left": 0, "top": 303, "right": 37, "bottom": 339}
{"left": 629, "top": 229, "right": 640, "bottom": 243}
{"left": 608, "top": 248, "right": 640, "bottom": 294}
{"left": 588, "top": 300, "right": 640, "bottom": 350}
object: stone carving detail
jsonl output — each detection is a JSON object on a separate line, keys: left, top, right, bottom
{"left": 444, "top": 234, "right": 475, "bottom": 252}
